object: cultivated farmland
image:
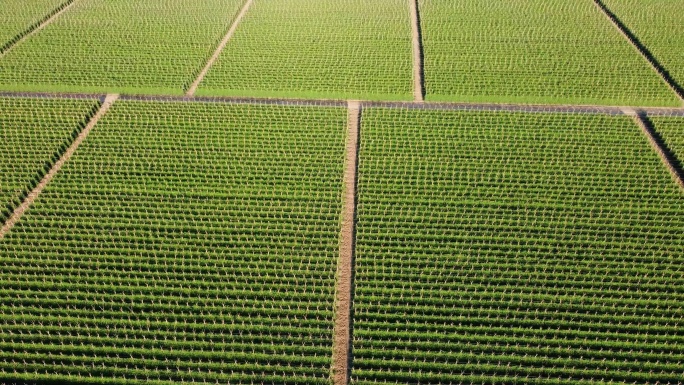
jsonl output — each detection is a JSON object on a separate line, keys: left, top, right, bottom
{"left": 650, "top": 116, "right": 684, "bottom": 168}
{"left": 352, "top": 108, "right": 684, "bottom": 384}
{"left": 0, "top": 0, "right": 243, "bottom": 95}
{"left": 196, "top": 0, "right": 414, "bottom": 100}
{"left": 418, "top": 0, "right": 679, "bottom": 106}
{"left": 601, "top": 0, "right": 684, "bottom": 96}
{"left": 0, "top": 97, "right": 97, "bottom": 224}
{"left": 0, "top": 0, "right": 70, "bottom": 52}
{"left": 0, "top": 101, "right": 347, "bottom": 384}
{"left": 1, "top": 0, "right": 684, "bottom": 384}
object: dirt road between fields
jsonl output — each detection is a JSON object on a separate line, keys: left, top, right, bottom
{"left": 332, "top": 100, "right": 361, "bottom": 385}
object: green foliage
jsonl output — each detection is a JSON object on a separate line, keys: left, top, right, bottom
{"left": 0, "top": 97, "right": 97, "bottom": 223}
{"left": 0, "top": 0, "right": 243, "bottom": 94}
{"left": 352, "top": 108, "right": 684, "bottom": 384}
{"left": 650, "top": 116, "right": 684, "bottom": 169}
{"left": 0, "top": 101, "right": 348, "bottom": 384}
{"left": 197, "top": 0, "right": 414, "bottom": 101}
{"left": 419, "top": 0, "right": 680, "bottom": 106}
{"left": 0, "top": 0, "right": 68, "bottom": 52}
{"left": 602, "top": 0, "right": 684, "bottom": 95}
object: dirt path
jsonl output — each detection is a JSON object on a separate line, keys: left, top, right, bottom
{"left": 0, "top": 0, "right": 77, "bottom": 57}
{"left": 593, "top": 0, "right": 684, "bottom": 106}
{"left": 332, "top": 100, "right": 361, "bottom": 385}
{"left": 186, "top": 0, "right": 254, "bottom": 96}
{"left": 0, "top": 94, "right": 119, "bottom": 240}
{"left": 409, "top": 0, "right": 424, "bottom": 102}
{"left": 1, "top": 90, "right": 684, "bottom": 117}
{"left": 631, "top": 112, "right": 684, "bottom": 191}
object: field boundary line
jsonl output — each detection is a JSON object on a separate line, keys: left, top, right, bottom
{"left": 0, "top": 0, "right": 77, "bottom": 57}
{"left": 0, "top": 94, "right": 119, "bottom": 240}
{"left": 631, "top": 111, "right": 684, "bottom": 191}
{"left": 333, "top": 100, "right": 361, "bottom": 385}
{"left": 593, "top": 0, "right": 684, "bottom": 106}
{"left": 2, "top": 90, "right": 684, "bottom": 116}
{"left": 409, "top": 0, "right": 425, "bottom": 102}
{"left": 186, "top": 0, "right": 254, "bottom": 96}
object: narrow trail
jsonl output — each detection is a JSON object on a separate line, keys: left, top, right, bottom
{"left": 0, "top": 0, "right": 77, "bottom": 57}
{"left": 625, "top": 108, "right": 684, "bottom": 191}
{"left": 0, "top": 94, "right": 119, "bottom": 240}
{"left": 2, "top": 91, "right": 683, "bottom": 116}
{"left": 186, "top": 0, "right": 254, "bottom": 96}
{"left": 593, "top": 0, "right": 684, "bottom": 106}
{"left": 332, "top": 100, "right": 361, "bottom": 385}
{"left": 409, "top": 0, "right": 425, "bottom": 102}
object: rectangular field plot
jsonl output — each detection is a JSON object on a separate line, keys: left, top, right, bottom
{"left": 0, "top": 0, "right": 243, "bottom": 95}
{"left": 0, "top": 0, "right": 68, "bottom": 51}
{"left": 196, "top": 0, "right": 413, "bottom": 101}
{"left": 0, "top": 97, "right": 97, "bottom": 224}
{"left": 0, "top": 101, "right": 347, "bottom": 384}
{"left": 352, "top": 109, "right": 684, "bottom": 384}
{"left": 419, "top": 0, "right": 679, "bottom": 106}
{"left": 602, "top": 0, "right": 684, "bottom": 98}
{"left": 650, "top": 115, "right": 684, "bottom": 169}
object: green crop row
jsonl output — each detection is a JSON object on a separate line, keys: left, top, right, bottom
{"left": 196, "top": 0, "right": 414, "bottom": 101}
{"left": 418, "top": 0, "right": 679, "bottom": 106}
{"left": 649, "top": 116, "right": 684, "bottom": 171}
{"left": 601, "top": 0, "right": 684, "bottom": 96}
{"left": 352, "top": 108, "right": 684, "bottom": 384}
{"left": 0, "top": 0, "right": 243, "bottom": 94}
{"left": 0, "top": 100, "right": 348, "bottom": 384}
{"left": 0, "top": 97, "right": 98, "bottom": 224}
{"left": 0, "top": 0, "right": 69, "bottom": 52}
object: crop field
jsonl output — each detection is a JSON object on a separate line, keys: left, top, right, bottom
{"left": 1, "top": 0, "right": 684, "bottom": 384}
{"left": 0, "top": 97, "right": 97, "bottom": 224}
{"left": 601, "top": 0, "right": 684, "bottom": 94}
{"left": 196, "top": 0, "right": 414, "bottom": 100}
{"left": 352, "top": 108, "right": 684, "bottom": 384}
{"left": 0, "top": 0, "right": 243, "bottom": 95}
{"left": 650, "top": 116, "right": 684, "bottom": 167}
{"left": 418, "top": 0, "right": 679, "bottom": 106}
{"left": 0, "top": 101, "right": 347, "bottom": 384}
{"left": 0, "top": 0, "right": 69, "bottom": 52}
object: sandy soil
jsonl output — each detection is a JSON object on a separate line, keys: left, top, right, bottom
{"left": 410, "top": 0, "right": 424, "bottom": 102}
{"left": 332, "top": 100, "right": 361, "bottom": 385}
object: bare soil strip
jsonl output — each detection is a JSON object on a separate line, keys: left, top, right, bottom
{"left": 0, "top": 0, "right": 77, "bottom": 57}
{"left": 332, "top": 101, "right": 361, "bottom": 385}
{"left": 2, "top": 91, "right": 684, "bottom": 116}
{"left": 0, "top": 94, "right": 119, "bottom": 240}
{"left": 186, "top": 0, "right": 254, "bottom": 96}
{"left": 593, "top": 0, "right": 684, "bottom": 106}
{"left": 633, "top": 113, "right": 684, "bottom": 191}
{"left": 409, "top": 0, "right": 425, "bottom": 102}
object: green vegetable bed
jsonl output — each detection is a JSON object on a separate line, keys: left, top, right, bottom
{"left": 0, "top": 100, "right": 348, "bottom": 384}
{"left": 419, "top": 0, "right": 679, "bottom": 106}
{"left": 352, "top": 108, "right": 684, "bottom": 384}
{"left": 0, "top": 0, "right": 243, "bottom": 95}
